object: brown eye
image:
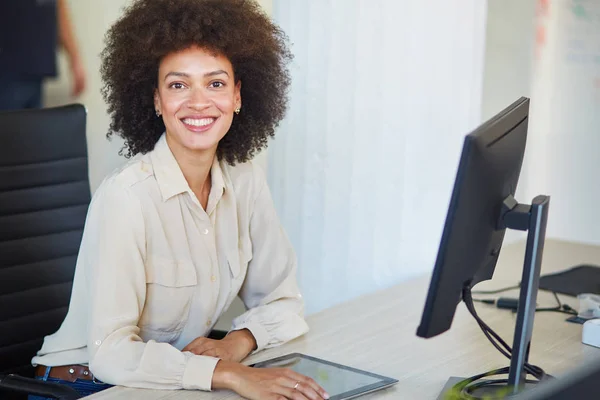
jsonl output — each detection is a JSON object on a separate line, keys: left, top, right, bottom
{"left": 169, "top": 82, "right": 185, "bottom": 89}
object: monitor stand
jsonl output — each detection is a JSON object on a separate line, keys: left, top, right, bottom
{"left": 437, "top": 194, "right": 550, "bottom": 399}
{"left": 437, "top": 378, "right": 538, "bottom": 399}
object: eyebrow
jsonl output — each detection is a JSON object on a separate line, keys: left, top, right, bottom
{"left": 164, "top": 70, "right": 230, "bottom": 81}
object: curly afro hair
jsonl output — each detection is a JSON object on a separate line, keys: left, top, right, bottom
{"left": 100, "top": 0, "right": 292, "bottom": 164}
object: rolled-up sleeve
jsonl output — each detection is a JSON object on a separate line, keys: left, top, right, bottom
{"left": 231, "top": 171, "right": 309, "bottom": 352}
{"left": 84, "top": 180, "right": 219, "bottom": 390}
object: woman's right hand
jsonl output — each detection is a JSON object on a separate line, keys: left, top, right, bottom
{"left": 213, "top": 360, "right": 330, "bottom": 400}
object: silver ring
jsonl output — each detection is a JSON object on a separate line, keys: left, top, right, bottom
{"left": 294, "top": 381, "right": 300, "bottom": 390}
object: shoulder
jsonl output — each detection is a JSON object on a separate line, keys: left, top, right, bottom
{"left": 222, "top": 159, "right": 269, "bottom": 202}
{"left": 91, "top": 155, "right": 154, "bottom": 205}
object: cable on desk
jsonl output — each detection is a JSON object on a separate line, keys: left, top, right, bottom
{"left": 472, "top": 291, "right": 577, "bottom": 316}
{"left": 449, "top": 287, "right": 552, "bottom": 399}
{"left": 463, "top": 288, "right": 548, "bottom": 379}
{"left": 471, "top": 284, "right": 520, "bottom": 295}
{"left": 451, "top": 368, "right": 540, "bottom": 400}
{"left": 535, "top": 292, "right": 577, "bottom": 316}
{"left": 472, "top": 298, "right": 495, "bottom": 305}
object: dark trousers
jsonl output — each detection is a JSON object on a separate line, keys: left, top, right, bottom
{"left": 28, "top": 366, "right": 112, "bottom": 400}
{"left": 0, "top": 78, "right": 43, "bottom": 111}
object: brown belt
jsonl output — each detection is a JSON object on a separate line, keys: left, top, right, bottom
{"left": 35, "top": 364, "right": 97, "bottom": 383}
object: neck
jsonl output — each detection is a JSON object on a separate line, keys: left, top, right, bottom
{"left": 166, "top": 135, "right": 215, "bottom": 195}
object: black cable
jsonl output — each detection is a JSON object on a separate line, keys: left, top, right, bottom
{"left": 464, "top": 292, "right": 514, "bottom": 356}
{"left": 472, "top": 291, "right": 577, "bottom": 316}
{"left": 465, "top": 301, "right": 512, "bottom": 358}
{"left": 462, "top": 289, "right": 546, "bottom": 379}
{"left": 462, "top": 378, "right": 540, "bottom": 398}
{"left": 552, "top": 291, "right": 561, "bottom": 306}
{"left": 468, "top": 288, "right": 547, "bottom": 376}
{"left": 473, "top": 282, "right": 577, "bottom": 316}
{"left": 535, "top": 307, "right": 577, "bottom": 316}
{"left": 472, "top": 298, "right": 495, "bottom": 305}
{"left": 452, "top": 367, "right": 509, "bottom": 399}
{"left": 472, "top": 291, "right": 547, "bottom": 379}
{"left": 471, "top": 284, "right": 520, "bottom": 295}
{"left": 451, "top": 287, "right": 552, "bottom": 399}
{"left": 535, "top": 292, "right": 577, "bottom": 315}
{"left": 452, "top": 366, "right": 543, "bottom": 399}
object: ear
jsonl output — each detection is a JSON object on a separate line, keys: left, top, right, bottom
{"left": 154, "top": 88, "right": 161, "bottom": 114}
{"left": 234, "top": 80, "right": 242, "bottom": 109}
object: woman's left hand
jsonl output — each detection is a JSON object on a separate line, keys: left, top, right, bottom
{"left": 182, "top": 329, "right": 257, "bottom": 363}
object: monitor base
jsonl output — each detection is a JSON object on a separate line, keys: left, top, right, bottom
{"left": 437, "top": 377, "right": 537, "bottom": 399}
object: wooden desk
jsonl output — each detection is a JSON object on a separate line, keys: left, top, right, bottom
{"left": 88, "top": 239, "right": 600, "bottom": 400}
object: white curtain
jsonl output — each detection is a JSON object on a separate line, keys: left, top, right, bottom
{"left": 524, "top": 0, "right": 600, "bottom": 245}
{"left": 270, "top": 0, "right": 488, "bottom": 314}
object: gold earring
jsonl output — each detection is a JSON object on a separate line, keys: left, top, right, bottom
{"left": 234, "top": 107, "right": 241, "bottom": 115}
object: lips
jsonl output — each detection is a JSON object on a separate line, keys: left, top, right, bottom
{"left": 180, "top": 116, "right": 217, "bottom": 132}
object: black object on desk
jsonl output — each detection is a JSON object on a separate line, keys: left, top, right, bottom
{"left": 539, "top": 264, "right": 600, "bottom": 297}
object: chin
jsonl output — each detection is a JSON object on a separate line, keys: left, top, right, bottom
{"left": 183, "top": 139, "right": 219, "bottom": 152}
{"left": 165, "top": 121, "right": 226, "bottom": 153}
{"left": 180, "top": 133, "right": 221, "bottom": 152}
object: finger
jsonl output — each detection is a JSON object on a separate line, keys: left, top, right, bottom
{"left": 73, "top": 79, "right": 83, "bottom": 97}
{"left": 293, "top": 381, "right": 322, "bottom": 400}
{"left": 274, "top": 376, "right": 320, "bottom": 400}
{"left": 287, "top": 371, "right": 329, "bottom": 399}
{"left": 197, "top": 348, "right": 219, "bottom": 358}
{"left": 185, "top": 340, "right": 215, "bottom": 355}
{"left": 182, "top": 337, "right": 208, "bottom": 352}
{"left": 190, "top": 343, "right": 216, "bottom": 355}
{"left": 276, "top": 385, "right": 310, "bottom": 400}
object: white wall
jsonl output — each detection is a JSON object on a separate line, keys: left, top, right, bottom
{"left": 270, "top": 0, "right": 488, "bottom": 315}
{"left": 481, "top": 0, "right": 536, "bottom": 245}
{"left": 481, "top": 0, "right": 536, "bottom": 122}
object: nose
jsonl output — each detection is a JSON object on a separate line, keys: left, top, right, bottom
{"left": 187, "top": 87, "right": 211, "bottom": 110}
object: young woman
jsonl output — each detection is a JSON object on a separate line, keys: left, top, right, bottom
{"left": 31, "top": 1, "right": 328, "bottom": 399}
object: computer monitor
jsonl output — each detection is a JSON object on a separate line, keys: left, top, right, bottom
{"left": 416, "top": 97, "right": 551, "bottom": 397}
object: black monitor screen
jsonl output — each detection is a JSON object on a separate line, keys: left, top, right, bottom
{"left": 417, "top": 97, "right": 530, "bottom": 338}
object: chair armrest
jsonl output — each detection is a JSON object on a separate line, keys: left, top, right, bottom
{"left": 0, "top": 373, "right": 81, "bottom": 400}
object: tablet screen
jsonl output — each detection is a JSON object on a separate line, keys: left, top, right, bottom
{"left": 253, "top": 353, "right": 397, "bottom": 399}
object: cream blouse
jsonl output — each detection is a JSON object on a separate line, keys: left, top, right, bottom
{"left": 32, "top": 134, "right": 308, "bottom": 391}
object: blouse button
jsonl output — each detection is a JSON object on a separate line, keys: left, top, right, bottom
{"left": 94, "top": 340, "right": 102, "bottom": 346}
{"left": 203, "top": 228, "right": 209, "bottom": 235}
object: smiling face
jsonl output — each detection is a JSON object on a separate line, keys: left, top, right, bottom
{"left": 154, "top": 46, "right": 241, "bottom": 157}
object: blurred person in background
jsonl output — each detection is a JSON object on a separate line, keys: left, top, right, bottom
{"left": 0, "top": 0, "right": 86, "bottom": 111}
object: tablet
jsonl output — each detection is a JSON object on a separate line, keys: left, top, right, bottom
{"left": 252, "top": 353, "right": 398, "bottom": 400}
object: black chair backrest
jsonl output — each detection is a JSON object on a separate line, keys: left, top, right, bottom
{"left": 0, "top": 104, "right": 91, "bottom": 376}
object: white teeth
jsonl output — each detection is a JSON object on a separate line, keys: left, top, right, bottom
{"left": 182, "top": 118, "right": 215, "bottom": 127}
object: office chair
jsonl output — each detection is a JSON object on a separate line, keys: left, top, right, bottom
{"left": 0, "top": 104, "right": 90, "bottom": 400}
